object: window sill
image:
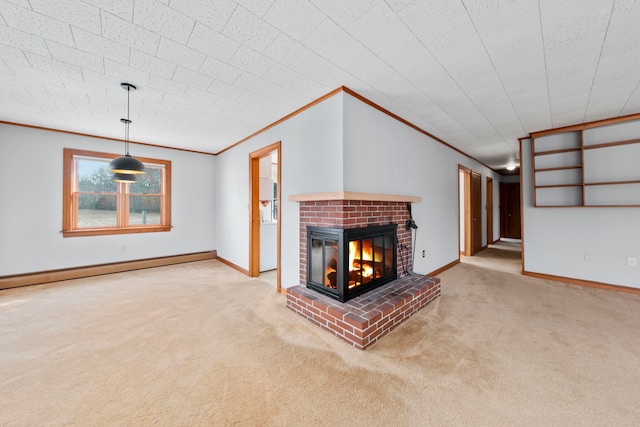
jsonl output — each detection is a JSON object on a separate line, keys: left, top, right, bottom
{"left": 62, "top": 225, "right": 171, "bottom": 238}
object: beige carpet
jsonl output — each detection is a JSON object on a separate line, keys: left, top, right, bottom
{"left": 1, "top": 254, "right": 639, "bottom": 426}
{"left": 461, "top": 239, "right": 522, "bottom": 275}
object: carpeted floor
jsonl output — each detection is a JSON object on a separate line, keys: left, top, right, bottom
{"left": 460, "top": 239, "right": 522, "bottom": 274}
{"left": 1, "top": 248, "right": 639, "bottom": 426}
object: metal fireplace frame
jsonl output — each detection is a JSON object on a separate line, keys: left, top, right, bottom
{"left": 306, "top": 224, "right": 398, "bottom": 303}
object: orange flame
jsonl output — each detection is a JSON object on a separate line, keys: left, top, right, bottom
{"left": 349, "top": 240, "right": 374, "bottom": 278}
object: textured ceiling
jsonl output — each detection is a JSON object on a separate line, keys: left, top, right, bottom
{"left": 2, "top": 0, "right": 640, "bottom": 170}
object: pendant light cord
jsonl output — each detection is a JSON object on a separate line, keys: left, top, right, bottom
{"left": 109, "top": 82, "right": 143, "bottom": 178}
{"left": 124, "top": 85, "right": 131, "bottom": 155}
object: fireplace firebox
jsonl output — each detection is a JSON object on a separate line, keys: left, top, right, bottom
{"left": 307, "top": 224, "right": 397, "bottom": 302}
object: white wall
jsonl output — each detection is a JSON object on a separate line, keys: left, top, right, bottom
{"left": 0, "top": 124, "right": 216, "bottom": 276}
{"left": 522, "top": 137, "right": 640, "bottom": 288}
{"left": 215, "top": 93, "right": 344, "bottom": 287}
{"left": 342, "top": 93, "right": 502, "bottom": 274}
{"left": 215, "top": 91, "right": 504, "bottom": 287}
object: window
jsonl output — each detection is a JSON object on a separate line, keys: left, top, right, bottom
{"left": 63, "top": 148, "right": 171, "bottom": 237}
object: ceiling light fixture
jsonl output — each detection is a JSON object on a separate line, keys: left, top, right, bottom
{"left": 111, "top": 172, "right": 138, "bottom": 184}
{"left": 506, "top": 164, "right": 517, "bottom": 171}
{"left": 109, "top": 83, "right": 145, "bottom": 179}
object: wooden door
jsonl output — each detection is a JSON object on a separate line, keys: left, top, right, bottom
{"left": 470, "top": 171, "right": 483, "bottom": 255}
{"left": 500, "top": 182, "right": 521, "bottom": 239}
{"left": 459, "top": 167, "right": 471, "bottom": 256}
{"left": 486, "top": 177, "right": 493, "bottom": 245}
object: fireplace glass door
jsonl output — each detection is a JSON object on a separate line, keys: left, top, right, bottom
{"left": 309, "top": 237, "right": 339, "bottom": 290}
{"left": 307, "top": 224, "right": 397, "bottom": 302}
{"left": 348, "top": 235, "right": 393, "bottom": 290}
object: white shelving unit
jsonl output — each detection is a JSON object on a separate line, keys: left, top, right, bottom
{"left": 532, "top": 119, "right": 640, "bottom": 207}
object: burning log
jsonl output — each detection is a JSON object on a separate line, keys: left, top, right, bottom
{"left": 327, "top": 271, "right": 337, "bottom": 289}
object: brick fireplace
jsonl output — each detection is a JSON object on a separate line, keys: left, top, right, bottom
{"left": 298, "top": 198, "right": 413, "bottom": 285}
{"left": 287, "top": 192, "right": 441, "bottom": 349}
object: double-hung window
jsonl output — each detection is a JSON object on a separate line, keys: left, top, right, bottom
{"left": 63, "top": 148, "right": 171, "bottom": 237}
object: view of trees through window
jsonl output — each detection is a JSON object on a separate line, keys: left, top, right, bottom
{"left": 76, "top": 158, "right": 163, "bottom": 228}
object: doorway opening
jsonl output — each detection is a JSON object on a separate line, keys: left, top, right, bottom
{"left": 458, "top": 166, "right": 482, "bottom": 257}
{"left": 486, "top": 176, "right": 494, "bottom": 245}
{"left": 249, "top": 142, "right": 281, "bottom": 293}
{"left": 500, "top": 182, "right": 521, "bottom": 240}
{"left": 460, "top": 174, "right": 522, "bottom": 275}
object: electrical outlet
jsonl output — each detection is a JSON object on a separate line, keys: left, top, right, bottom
{"left": 422, "top": 250, "right": 426, "bottom": 258}
{"left": 584, "top": 253, "right": 591, "bottom": 262}
{"left": 120, "top": 245, "right": 127, "bottom": 252}
{"left": 628, "top": 257, "right": 637, "bottom": 267}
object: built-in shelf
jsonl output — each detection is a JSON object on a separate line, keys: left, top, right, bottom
{"left": 531, "top": 118, "right": 640, "bottom": 207}
{"left": 535, "top": 165, "right": 582, "bottom": 172}
{"left": 536, "top": 183, "right": 583, "bottom": 189}
{"left": 584, "top": 180, "right": 640, "bottom": 186}
{"left": 535, "top": 147, "right": 582, "bottom": 156}
{"left": 583, "top": 137, "right": 640, "bottom": 150}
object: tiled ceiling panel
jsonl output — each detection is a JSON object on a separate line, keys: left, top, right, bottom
{"left": 222, "top": 6, "right": 280, "bottom": 51}
{"left": 133, "top": 0, "right": 194, "bottom": 44}
{"left": 187, "top": 23, "right": 240, "bottom": 61}
{"left": 264, "top": 0, "right": 325, "bottom": 40}
{"left": 168, "top": 0, "right": 235, "bottom": 32}
{"left": 1, "top": 0, "right": 640, "bottom": 169}
{"left": 29, "top": 0, "right": 101, "bottom": 35}
{"left": 101, "top": 12, "right": 160, "bottom": 55}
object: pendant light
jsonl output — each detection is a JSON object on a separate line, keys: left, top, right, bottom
{"left": 109, "top": 83, "right": 145, "bottom": 178}
{"left": 112, "top": 172, "right": 138, "bottom": 183}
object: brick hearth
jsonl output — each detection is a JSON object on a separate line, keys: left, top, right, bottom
{"left": 287, "top": 274, "right": 441, "bottom": 350}
{"left": 288, "top": 192, "right": 440, "bottom": 349}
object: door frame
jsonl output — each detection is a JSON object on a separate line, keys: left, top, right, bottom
{"left": 486, "top": 176, "right": 493, "bottom": 245}
{"left": 249, "top": 141, "right": 281, "bottom": 293}
{"left": 458, "top": 165, "right": 483, "bottom": 257}
{"left": 470, "top": 170, "right": 482, "bottom": 255}
{"left": 458, "top": 165, "right": 472, "bottom": 256}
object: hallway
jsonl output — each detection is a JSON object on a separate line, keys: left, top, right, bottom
{"left": 460, "top": 239, "right": 522, "bottom": 275}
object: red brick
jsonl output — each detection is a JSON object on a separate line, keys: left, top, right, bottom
{"left": 368, "top": 327, "right": 385, "bottom": 341}
{"left": 308, "top": 317, "right": 323, "bottom": 328}
{"left": 335, "top": 319, "right": 354, "bottom": 334}
{"left": 344, "top": 331, "right": 364, "bottom": 347}
{"left": 319, "top": 310, "right": 337, "bottom": 323}
{"left": 362, "top": 324, "right": 377, "bottom": 337}
{"left": 327, "top": 306, "right": 346, "bottom": 319}
{"left": 306, "top": 305, "right": 322, "bottom": 316}
{"left": 344, "top": 313, "right": 367, "bottom": 329}
{"left": 327, "top": 321, "right": 344, "bottom": 335}
{"left": 288, "top": 302, "right": 305, "bottom": 313}
{"left": 389, "top": 296, "right": 404, "bottom": 310}
{"left": 367, "top": 310, "right": 383, "bottom": 324}
{"left": 311, "top": 313, "right": 327, "bottom": 325}
{"left": 299, "top": 293, "right": 317, "bottom": 305}
{"left": 375, "top": 315, "right": 391, "bottom": 330}
{"left": 376, "top": 302, "right": 393, "bottom": 317}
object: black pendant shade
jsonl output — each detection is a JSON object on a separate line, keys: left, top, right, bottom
{"left": 109, "top": 154, "right": 145, "bottom": 175}
{"left": 111, "top": 172, "right": 139, "bottom": 183}
{"left": 110, "top": 82, "right": 145, "bottom": 180}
